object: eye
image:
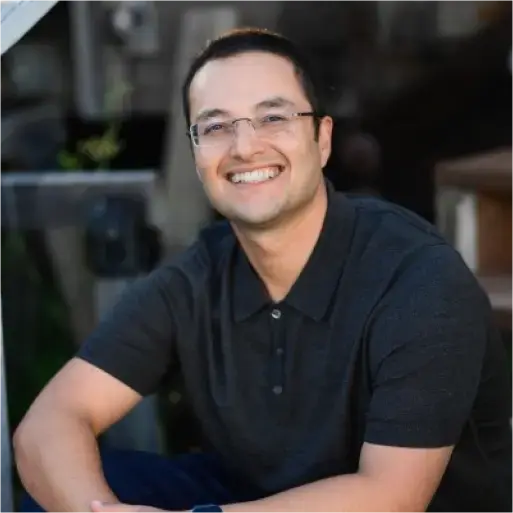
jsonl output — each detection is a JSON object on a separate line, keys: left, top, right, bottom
{"left": 261, "top": 114, "right": 287, "bottom": 124}
{"left": 203, "top": 122, "right": 229, "bottom": 136}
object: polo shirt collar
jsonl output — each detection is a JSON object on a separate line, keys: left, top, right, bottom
{"left": 232, "top": 180, "right": 356, "bottom": 322}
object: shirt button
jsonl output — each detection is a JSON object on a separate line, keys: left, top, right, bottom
{"left": 276, "top": 347, "right": 284, "bottom": 356}
{"left": 272, "top": 385, "right": 283, "bottom": 395}
{"left": 271, "top": 309, "right": 281, "bottom": 320}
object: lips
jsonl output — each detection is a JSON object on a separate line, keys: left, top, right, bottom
{"left": 227, "top": 166, "right": 283, "bottom": 184}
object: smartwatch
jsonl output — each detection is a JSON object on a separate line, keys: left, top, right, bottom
{"left": 191, "top": 505, "right": 223, "bottom": 512}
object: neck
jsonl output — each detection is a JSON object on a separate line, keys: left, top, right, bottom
{"left": 233, "top": 183, "right": 328, "bottom": 302}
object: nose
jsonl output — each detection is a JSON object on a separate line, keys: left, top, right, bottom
{"left": 230, "top": 119, "right": 265, "bottom": 160}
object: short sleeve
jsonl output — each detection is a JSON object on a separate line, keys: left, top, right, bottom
{"left": 364, "top": 244, "right": 490, "bottom": 448}
{"left": 77, "top": 266, "right": 178, "bottom": 396}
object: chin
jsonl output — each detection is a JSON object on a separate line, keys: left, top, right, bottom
{"left": 213, "top": 190, "right": 297, "bottom": 227}
{"left": 226, "top": 206, "right": 284, "bottom": 230}
{"left": 238, "top": 217, "right": 279, "bottom": 230}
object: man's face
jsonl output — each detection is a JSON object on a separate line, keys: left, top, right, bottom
{"left": 188, "top": 51, "right": 333, "bottom": 228}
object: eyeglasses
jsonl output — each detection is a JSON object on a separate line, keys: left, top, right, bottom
{"left": 188, "top": 112, "right": 317, "bottom": 148}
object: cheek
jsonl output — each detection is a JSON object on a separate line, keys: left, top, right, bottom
{"left": 273, "top": 134, "right": 310, "bottom": 163}
{"left": 193, "top": 151, "right": 218, "bottom": 183}
{"left": 278, "top": 136, "right": 322, "bottom": 170}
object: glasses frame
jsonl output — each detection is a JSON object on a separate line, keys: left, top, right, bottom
{"left": 187, "top": 111, "right": 318, "bottom": 148}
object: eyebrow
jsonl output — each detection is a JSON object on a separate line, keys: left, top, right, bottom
{"left": 194, "top": 108, "right": 231, "bottom": 124}
{"left": 255, "top": 96, "right": 296, "bottom": 110}
{"left": 193, "top": 96, "right": 297, "bottom": 124}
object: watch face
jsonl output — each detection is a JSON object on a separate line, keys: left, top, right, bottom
{"left": 192, "top": 505, "right": 223, "bottom": 512}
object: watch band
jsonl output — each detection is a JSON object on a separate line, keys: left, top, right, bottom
{"left": 191, "top": 504, "right": 223, "bottom": 512}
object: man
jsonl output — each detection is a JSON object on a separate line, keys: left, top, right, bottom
{"left": 14, "top": 28, "right": 511, "bottom": 512}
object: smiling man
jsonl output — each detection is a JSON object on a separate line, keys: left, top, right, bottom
{"left": 14, "top": 29, "right": 511, "bottom": 513}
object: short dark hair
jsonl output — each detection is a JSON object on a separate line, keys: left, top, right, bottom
{"left": 181, "top": 28, "right": 324, "bottom": 130}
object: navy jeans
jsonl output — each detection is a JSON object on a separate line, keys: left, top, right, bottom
{"left": 20, "top": 449, "right": 261, "bottom": 512}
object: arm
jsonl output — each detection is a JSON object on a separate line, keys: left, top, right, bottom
{"left": 88, "top": 442, "right": 452, "bottom": 513}
{"left": 225, "top": 245, "right": 488, "bottom": 512}
{"left": 223, "top": 444, "right": 452, "bottom": 512}
{"left": 14, "top": 358, "right": 141, "bottom": 512}
{"left": 14, "top": 269, "right": 177, "bottom": 512}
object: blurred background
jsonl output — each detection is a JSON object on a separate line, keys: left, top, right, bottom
{"left": 1, "top": 1, "right": 511, "bottom": 510}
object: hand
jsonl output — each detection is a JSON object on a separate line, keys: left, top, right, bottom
{"left": 90, "top": 500, "right": 169, "bottom": 512}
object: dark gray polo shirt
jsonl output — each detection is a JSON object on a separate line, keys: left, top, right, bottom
{"left": 79, "top": 182, "right": 511, "bottom": 512}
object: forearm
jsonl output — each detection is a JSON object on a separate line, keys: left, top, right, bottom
{"left": 14, "top": 410, "right": 118, "bottom": 512}
{"left": 223, "top": 473, "right": 411, "bottom": 512}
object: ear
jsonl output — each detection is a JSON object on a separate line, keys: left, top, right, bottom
{"left": 318, "top": 116, "right": 333, "bottom": 168}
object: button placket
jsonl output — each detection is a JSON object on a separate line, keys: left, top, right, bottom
{"left": 270, "top": 307, "right": 284, "bottom": 395}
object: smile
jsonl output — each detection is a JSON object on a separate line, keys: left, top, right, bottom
{"left": 228, "top": 166, "right": 283, "bottom": 184}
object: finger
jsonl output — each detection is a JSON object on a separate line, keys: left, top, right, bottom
{"left": 91, "top": 501, "right": 163, "bottom": 512}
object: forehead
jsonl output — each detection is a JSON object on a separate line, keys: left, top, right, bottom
{"left": 189, "top": 51, "right": 309, "bottom": 118}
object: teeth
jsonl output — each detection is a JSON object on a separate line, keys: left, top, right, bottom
{"left": 229, "top": 167, "right": 281, "bottom": 184}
